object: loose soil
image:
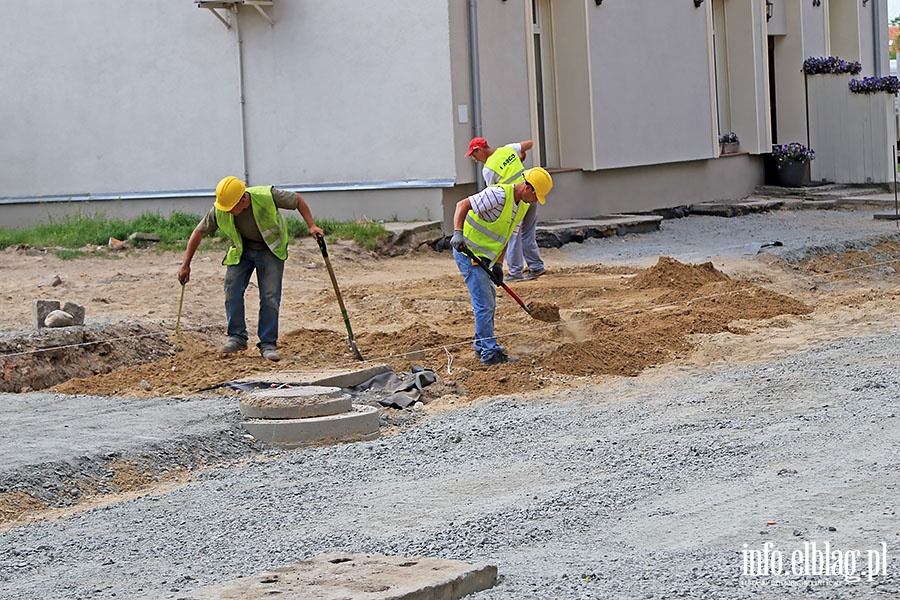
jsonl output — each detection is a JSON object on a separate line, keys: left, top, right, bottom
{"left": 0, "top": 242, "right": 813, "bottom": 401}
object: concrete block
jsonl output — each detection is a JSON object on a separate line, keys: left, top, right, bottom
{"left": 62, "top": 301, "right": 85, "bottom": 326}
{"left": 187, "top": 552, "right": 498, "bottom": 599}
{"left": 242, "top": 404, "right": 380, "bottom": 449}
{"left": 233, "top": 363, "right": 392, "bottom": 389}
{"left": 32, "top": 299, "right": 60, "bottom": 328}
{"left": 240, "top": 386, "right": 352, "bottom": 420}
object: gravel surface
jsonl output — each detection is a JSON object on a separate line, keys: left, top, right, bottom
{"left": 2, "top": 207, "right": 900, "bottom": 599}
{"left": 566, "top": 206, "right": 900, "bottom": 265}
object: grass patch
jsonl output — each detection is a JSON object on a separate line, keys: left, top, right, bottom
{"left": 0, "top": 213, "right": 389, "bottom": 253}
{"left": 53, "top": 248, "right": 99, "bottom": 260}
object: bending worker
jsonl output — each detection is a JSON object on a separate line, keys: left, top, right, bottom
{"left": 450, "top": 167, "right": 553, "bottom": 366}
{"left": 178, "top": 176, "right": 324, "bottom": 362}
{"left": 466, "top": 137, "right": 545, "bottom": 281}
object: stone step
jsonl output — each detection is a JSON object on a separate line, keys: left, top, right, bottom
{"left": 535, "top": 214, "right": 663, "bottom": 247}
{"left": 690, "top": 199, "right": 784, "bottom": 217}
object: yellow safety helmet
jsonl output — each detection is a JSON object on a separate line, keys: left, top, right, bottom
{"left": 214, "top": 176, "right": 247, "bottom": 211}
{"left": 524, "top": 167, "right": 553, "bottom": 205}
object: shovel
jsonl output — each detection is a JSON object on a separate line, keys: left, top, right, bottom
{"left": 175, "top": 282, "right": 186, "bottom": 333}
{"left": 315, "top": 233, "right": 364, "bottom": 361}
{"left": 457, "top": 244, "right": 559, "bottom": 322}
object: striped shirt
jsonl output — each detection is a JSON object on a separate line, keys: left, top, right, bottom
{"left": 469, "top": 185, "right": 521, "bottom": 224}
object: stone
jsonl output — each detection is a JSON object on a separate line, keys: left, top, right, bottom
{"left": 44, "top": 310, "right": 75, "bottom": 328}
{"left": 62, "top": 302, "right": 86, "bottom": 326}
{"left": 127, "top": 232, "right": 161, "bottom": 242}
{"left": 38, "top": 275, "right": 62, "bottom": 288}
{"left": 32, "top": 299, "right": 61, "bottom": 328}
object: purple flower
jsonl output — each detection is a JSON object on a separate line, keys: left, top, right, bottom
{"left": 771, "top": 143, "right": 815, "bottom": 167}
{"left": 719, "top": 132, "right": 739, "bottom": 144}
{"left": 849, "top": 76, "right": 900, "bottom": 94}
{"left": 802, "top": 56, "right": 862, "bottom": 75}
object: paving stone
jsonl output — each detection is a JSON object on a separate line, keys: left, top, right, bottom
{"left": 62, "top": 302, "right": 85, "bottom": 326}
{"left": 32, "top": 299, "right": 60, "bottom": 329}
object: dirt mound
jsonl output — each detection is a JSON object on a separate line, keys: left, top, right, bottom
{"left": 1, "top": 323, "right": 175, "bottom": 393}
{"left": 542, "top": 280, "right": 811, "bottom": 377}
{"left": 630, "top": 256, "right": 730, "bottom": 290}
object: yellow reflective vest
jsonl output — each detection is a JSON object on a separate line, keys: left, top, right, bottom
{"left": 484, "top": 146, "right": 525, "bottom": 185}
{"left": 463, "top": 184, "right": 528, "bottom": 266}
{"left": 215, "top": 186, "right": 289, "bottom": 265}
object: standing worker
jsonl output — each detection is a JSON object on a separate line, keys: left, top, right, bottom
{"left": 466, "top": 137, "right": 545, "bottom": 281}
{"left": 450, "top": 167, "right": 553, "bottom": 366}
{"left": 177, "top": 176, "right": 324, "bottom": 362}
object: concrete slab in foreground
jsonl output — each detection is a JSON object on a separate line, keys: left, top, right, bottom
{"left": 187, "top": 552, "right": 498, "bottom": 600}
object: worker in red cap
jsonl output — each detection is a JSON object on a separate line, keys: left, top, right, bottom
{"left": 177, "top": 176, "right": 324, "bottom": 362}
{"left": 466, "top": 137, "right": 545, "bottom": 282}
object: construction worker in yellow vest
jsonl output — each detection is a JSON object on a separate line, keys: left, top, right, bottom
{"left": 466, "top": 137, "right": 545, "bottom": 282}
{"left": 178, "top": 176, "right": 324, "bottom": 362}
{"left": 450, "top": 167, "right": 553, "bottom": 366}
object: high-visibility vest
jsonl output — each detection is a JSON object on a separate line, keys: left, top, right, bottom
{"left": 216, "top": 186, "right": 289, "bottom": 265}
{"left": 484, "top": 146, "right": 525, "bottom": 185}
{"left": 462, "top": 183, "right": 528, "bottom": 266}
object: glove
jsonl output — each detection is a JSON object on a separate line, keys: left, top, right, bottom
{"left": 490, "top": 263, "right": 504, "bottom": 286}
{"left": 450, "top": 230, "right": 465, "bottom": 251}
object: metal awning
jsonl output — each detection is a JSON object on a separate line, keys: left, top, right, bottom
{"left": 196, "top": 0, "right": 274, "bottom": 28}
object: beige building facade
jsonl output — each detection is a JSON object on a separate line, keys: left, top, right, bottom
{"left": 1, "top": 0, "right": 891, "bottom": 230}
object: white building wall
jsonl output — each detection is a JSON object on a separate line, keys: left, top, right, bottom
{"left": 585, "top": 0, "right": 717, "bottom": 169}
{"left": 1, "top": 3, "right": 240, "bottom": 196}
{"left": 2, "top": 1, "right": 457, "bottom": 199}
{"left": 237, "top": 1, "right": 455, "bottom": 186}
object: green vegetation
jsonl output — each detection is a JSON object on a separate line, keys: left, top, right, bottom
{"left": 0, "top": 212, "right": 390, "bottom": 255}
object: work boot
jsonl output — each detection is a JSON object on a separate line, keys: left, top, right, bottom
{"left": 523, "top": 268, "right": 545, "bottom": 281}
{"left": 260, "top": 347, "right": 282, "bottom": 362}
{"left": 482, "top": 351, "right": 520, "bottom": 366}
{"left": 219, "top": 338, "right": 247, "bottom": 353}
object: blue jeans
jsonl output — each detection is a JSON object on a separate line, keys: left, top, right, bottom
{"left": 506, "top": 204, "right": 544, "bottom": 278}
{"left": 453, "top": 248, "right": 504, "bottom": 363}
{"left": 223, "top": 247, "right": 284, "bottom": 349}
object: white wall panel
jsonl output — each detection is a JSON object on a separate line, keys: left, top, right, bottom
{"left": 1, "top": 3, "right": 240, "bottom": 197}
{"left": 585, "top": 0, "right": 717, "bottom": 169}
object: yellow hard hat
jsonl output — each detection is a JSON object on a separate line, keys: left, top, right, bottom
{"left": 214, "top": 176, "right": 246, "bottom": 211}
{"left": 524, "top": 167, "right": 552, "bottom": 204}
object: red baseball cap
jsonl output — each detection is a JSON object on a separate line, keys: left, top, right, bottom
{"left": 465, "top": 137, "right": 488, "bottom": 156}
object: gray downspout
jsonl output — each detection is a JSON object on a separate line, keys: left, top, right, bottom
{"left": 234, "top": 7, "right": 250, "bottom": 184}
{"left": 872, "top": 0, "right": 884, "bottom": 77}
{"left": 873, "top": 0, "right": 883, "bottom": 76}
{"left": 467, "top": 0, "right": 484, "bottom": 190}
